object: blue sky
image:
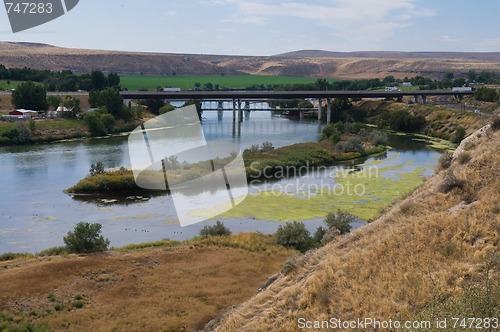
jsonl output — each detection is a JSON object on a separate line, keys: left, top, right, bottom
{"left": 1, "top": 0, "right": 499, "bottom": 55}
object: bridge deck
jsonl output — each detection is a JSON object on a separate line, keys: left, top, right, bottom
{"left": 121, "top": 90, "right": 473, "bottom": 100}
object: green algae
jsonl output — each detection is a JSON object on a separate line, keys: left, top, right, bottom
{"left": 192, "top": 162, "right": 426, "bottom": 222}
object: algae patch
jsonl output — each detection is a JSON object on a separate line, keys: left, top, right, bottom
{"left": 200, "top": 161, "right": 427, "bottom": 221}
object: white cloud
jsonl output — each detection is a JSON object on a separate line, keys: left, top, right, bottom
{"left": 211, "top": 0, "right": 436, "bottom": 49}
{"left": 436, "top": 35, "right": 461, "bottom": 43}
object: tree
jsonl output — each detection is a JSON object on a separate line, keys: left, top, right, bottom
{"left": 90, "top": 70, "right": 107, "bottom": 91}
{"left": 89, "top": 88, "right": 124, "bottom": 119}
{"left": 47, "top": 95, "right": 62, "bottom": 111}
{"left": 142, "top": 99, "right": 165, "bottom": 115}
{"left": 199, "top": 221, "right": 231, "bottom": 236}
{"left": 63, "top": 222, "right": 110, "bottom": 253}
{"left": 275, "top": 221, "right": 313, "bottom": 252}
{"left": 324, "top": 209, "right": 354, "bottom": 235}
{"left": 63, "top": 96, "right": 81, "bottom": 117}
{"left": 107, "top": 72, "right": 121, "bottom": 89}
{"left": 11, "top": 82, "right": 48, "bottom": 111}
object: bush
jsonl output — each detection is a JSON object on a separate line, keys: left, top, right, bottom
{"left": 89, "top": 162, "right": 105, "bottom": 175}
{"left": 336, "top": 137, "right": 364, "bottom": 153}
{"left": 199, "top": 221, "right": 231, "bottom": 237}
{"left": 491, "top": 116, "right": 500, "bottom": 131}
{"left": 457, "top": 152, "right": 472, "bottom": 164}
{"left": 63, "top": 222, "right": 110, "bottom": 253}
{"left": 313, "top": 226, "right": 327, "bottom": 244}
{"left": 260, "top": 141, "right": 274, "bottom": 152}
{"left": 324, "top": 209, "right": 354, "bottom": 235}
{"left": 439, "top": 170, "right": 464, "bottom": 194}
{"left": 437, "top": 151, "right": 453, "bottom": 170}
{"left": 450, "top": 126, "right": 466, "bottom": 143}
{"left": 275, "top": 221, "right": 313, "bottom": 252}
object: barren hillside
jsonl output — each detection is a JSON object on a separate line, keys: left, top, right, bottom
{"left": 211, "top": 120, "right": 500, "bottom": 331}
{"left": 1, "top": 42, "right": 500, "bottom": 79}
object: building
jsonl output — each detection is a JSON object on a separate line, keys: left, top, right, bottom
{"left": 8, "top": 109, "right": 38, "bottom": 119}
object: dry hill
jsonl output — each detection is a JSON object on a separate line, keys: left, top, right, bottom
{"left": 211, "top": 120, "right": 500, "bottom": 331}
{"left": 1, "top": 42, "right": 500, "bottom": 79}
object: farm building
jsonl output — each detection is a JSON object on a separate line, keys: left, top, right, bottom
{"left": 47, "top": 106, "right": 73, "bottom": 118}
{"left": 8, "top": 109, "right": 38, "bottom": 119}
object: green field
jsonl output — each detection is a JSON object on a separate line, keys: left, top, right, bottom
{"left": 120, "top": 75, "right": 321, "bottom": 90}
{"left": 0, "top": 80, "right": 25, "bottom": 91}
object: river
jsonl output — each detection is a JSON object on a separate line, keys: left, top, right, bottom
{"left": 0, "top": 110, "right": 442, "bottom": 253}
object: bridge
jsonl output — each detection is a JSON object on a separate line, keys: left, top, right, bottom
{"left": 120, "top": 89, "right": 474, "bottom": 135}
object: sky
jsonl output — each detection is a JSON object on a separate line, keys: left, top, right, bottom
{"left": 1, "top": 0, "right": 499, "bottom": 56}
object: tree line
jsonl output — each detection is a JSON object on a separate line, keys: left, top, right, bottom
{"left": 0, "top": 65, "right": 120, "bottom": 92}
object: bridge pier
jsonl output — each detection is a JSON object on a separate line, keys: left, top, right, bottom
{"left": 300, "top": 110, "right": 304, "bottom": 120}
{"left": 318, "top": 98, "right": 323, "bottom": 121}
{"left": 421, "top": 95, "right": 427, "bottom": 104}
{"left": 326, "top": 98, "right": 332, "bottom": 123}
{"left": 237, "top": 99, "right": 242, "bottom": 136}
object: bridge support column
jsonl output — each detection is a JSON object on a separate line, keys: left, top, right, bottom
{"left": 300, "top": 110, "right": 304, "bottom": 120}
{"left": 217, "top": 110, "right": 223, "bottom": 121}
{"left": 413, "top": 96, "right": 419, "bottom": 104}
{"left": 421, "top": 95, "right": 427, "bottom": 104}
{"left": 318, "top": 98, "right": 323, "bottom": 121}
{"left": 232, "top": 99, "right": 237, "bottom": 137}
{"left": 326, "top": 98, "right": 332, "bottom": 123}
{"left": 237, "top": 98, "right": 242, "bottom": 136}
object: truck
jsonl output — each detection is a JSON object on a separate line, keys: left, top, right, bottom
{"left": 452, "top": 87, "right": 473, "bottom": 92}
{"left": 159, "top": 87, "right": 181, "bottom": 92}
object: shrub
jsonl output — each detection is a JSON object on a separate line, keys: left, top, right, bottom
{"left": 260, "top": 141, "right": 274, "bottom": 152}
{"left": 491, "top": 116, "right": 500, "bottom": 131}
{"left": 199, "top": 221, "right": 231, "bottom": 237}
{"left": 450, "top": 126, "right": 466, "bottom": 143}
{"left": 89, "top": 162, "right": 105, "bottom": 176}
{"left": 63, "top": 222, "right": 110, "bottom": 253}
{"left": 274, "top": 221, "right": 313, "bottom": 252}
{"left": 457, "top": 152, "right": 472, "bottom": 164}
{"left": 336, "top": 137, "right": 364, "bottom": 153}
{"left": 313, "top": 226, "right": 327, "bottom": 244}
{"left": 437, "top": 152, "right": 453, "bottom": 170}
{"left": 439, "top": 170, "right": 464, "bottom": 194}
{"left": 324, "top": 209, "right": 354, "bottom": 235}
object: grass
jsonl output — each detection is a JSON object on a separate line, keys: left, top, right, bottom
{"left": 0, "top": 232, "right": 294, "bottom": 331}
{"left": 120, "top": 74, "right": 320, "bottom": 90}
{"left": 0, "top": 80, "right": 25, "bottom": 90}
{"left": 214, "top": 124, "right": 500, "bottom": 332}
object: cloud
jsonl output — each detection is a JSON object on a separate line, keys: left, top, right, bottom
{"left": 211, "top": 0, "right": 436, "bottom": 49}
{"left": 436, "top": 35, "right": 461, "bottom": 43}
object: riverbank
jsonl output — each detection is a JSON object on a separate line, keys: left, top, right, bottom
{"left": 1, "top": 118, "right": 498, "bottom": 331}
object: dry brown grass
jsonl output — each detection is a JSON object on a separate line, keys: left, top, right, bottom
{"left": 213, "top": 126, "right": 499, "bottom": 332}
{"left": 1, "top": 42, "right": 500, "bottom": 78}
{"left": 0, "top": 233, "right": 294, "bottom": 331}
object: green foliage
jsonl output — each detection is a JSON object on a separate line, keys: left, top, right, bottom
{"left": 378, "top": 109, "right": 426, "bottom": 133}
{"left": 37, "top": 246, "right": 69, "bottom": 257}
{"left": 324, "top": 209, "right": 354, "bottom": 235}
{"left": 159, "top": 104, "right": 175, "bottom": 114}
{"left": 84, "top": 111, "right": 116, "bottom": 136}
{"left": 63, "top": 222, "right": 110, "bottom": 254}
{"left": 142, "top": 98, "right": 165, "bottom": 115}
{"left": 274, "top": 221, "right": 313, "bottom": 253}
{"left": 89, "top": 162, "right": 105, "bottom": 175}
{"left": 11, "top": 81, "right": 48, "bottom": 110}
{"left": 336, "top": 137, "right": 364, "bottom": 153}
{"left": 199, "top": 221, "right": 231, "bottom": 237}
{"left": 0, "top": 252, "right": 33, "bottom": 261}
{"left": 66, "top": 169, "right": 139, "bottom": 193}
{"left": 88, "top": 88, "right": 125, "bottom": 119}
{"left": 474, "top": 87, "right": 499, "bottom": 102}
{"left": 1, "top": 122, "right": 33, "bottom": 144}
{"left": 260, "top": 141, "right": 274, "bottom": 152}
{"left": 450, "top": 126, "right": 466, "bottom": 143}
{"left": 313, "top": 226, "right": 327, "bottom": 244}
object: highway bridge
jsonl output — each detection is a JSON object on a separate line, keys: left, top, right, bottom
{"left": 120, "top": 89, "right": 474, "bottom": 133}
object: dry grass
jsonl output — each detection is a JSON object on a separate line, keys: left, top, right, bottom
{"left": 0, "top": 233, "right": 294, "bottom": 331}
{"left": 212, "top": 126, "right": 500, "bottom": 332}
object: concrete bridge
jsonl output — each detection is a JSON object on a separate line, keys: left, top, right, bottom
{"left": 120, "top": 89, "right": 474, "bottom": 134}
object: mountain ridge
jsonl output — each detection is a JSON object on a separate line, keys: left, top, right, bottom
{"left": 1, "top": 42, "right": 500, "bottom": 79}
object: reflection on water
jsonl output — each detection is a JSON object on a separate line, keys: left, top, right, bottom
{"left": 0, "top": 112, "right": 441, "bottom": 253}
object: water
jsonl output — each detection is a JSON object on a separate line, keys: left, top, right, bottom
{"left": 0, "top": 111, "right": 441, "bottom": 253}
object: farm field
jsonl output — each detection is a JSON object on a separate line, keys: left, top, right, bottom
{"left": 120, "top": 75, "right": 321, "bottom": 90}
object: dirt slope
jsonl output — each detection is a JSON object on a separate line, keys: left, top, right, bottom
{"left": 212, "top": 121, "right": 500, "bottom": 331}
{"left": 1, "top": 42, "right": 500, "bottom": 79}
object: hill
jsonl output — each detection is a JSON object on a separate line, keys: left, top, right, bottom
{"left": 212, "top": 119, "right": 500, "bottom": 331}
{"left": 1, "top": 42, "right": 500, "bottom": 79}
